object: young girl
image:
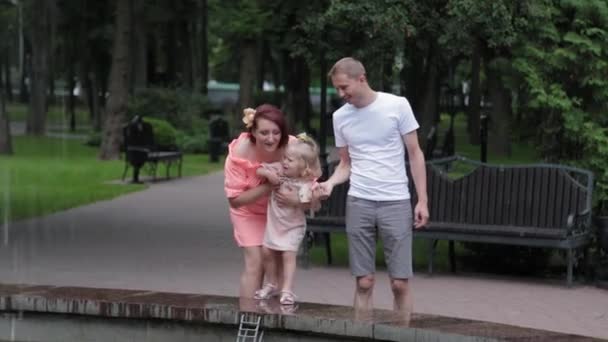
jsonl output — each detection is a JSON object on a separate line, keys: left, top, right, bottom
{"left": 253, "top": 133, "right": 322, "bottom": 305}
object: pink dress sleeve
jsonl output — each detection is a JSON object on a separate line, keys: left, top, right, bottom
{"left": 224, "top": 133, "right": 263, "bottom": 199}
{"left": 224, "top": 155, "right": 248, "bottom": 199}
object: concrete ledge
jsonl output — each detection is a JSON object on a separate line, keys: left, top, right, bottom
{"left": 0, "top": 284, "right": 603, "bottom": 342}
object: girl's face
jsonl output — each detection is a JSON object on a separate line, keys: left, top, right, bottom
{"left": 282, "top": 145, "right": 306, "bottom": 178}
{"left": 252, "top": 118, "right": 281, "bottom": 153}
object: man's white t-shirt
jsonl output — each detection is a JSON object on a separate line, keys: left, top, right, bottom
{"left": 333, "top": 92, "right": 419, "bottom": 201}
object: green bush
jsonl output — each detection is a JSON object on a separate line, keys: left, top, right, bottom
{"left": 175, "top": 116, "right": 210, "bottom": 154}
{"left": 143, "top": 117, "right": 178, "bottom": 149}
{"left": 176, "top": 132, "right": 208, "bottom": 154}
{"left": 128, "top": 88, "right": 210, "bottom": 133}
{"left": 84, "top": 132, "right": 101, "bottom": 147}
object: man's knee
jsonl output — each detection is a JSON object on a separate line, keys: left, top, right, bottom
{"left": 390, "top": 278, "right": 410, "bottom": 296}
{"left": 356, "top": 275, "right": 375, "bottom": 293}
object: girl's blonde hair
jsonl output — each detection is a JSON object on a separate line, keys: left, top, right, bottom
{"left": 293, "top": 133, "right": 322, "bottom": 179}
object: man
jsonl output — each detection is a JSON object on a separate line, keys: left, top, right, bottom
{"left": 317, "top": 57, "right": 429, "bottom": 314}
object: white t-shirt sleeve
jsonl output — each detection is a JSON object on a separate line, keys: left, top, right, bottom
{"left": 333, "top": 112, "right": 347, "bottom": 147}
{"left": 398, "top": 97, "right": 419, "bottom": 135}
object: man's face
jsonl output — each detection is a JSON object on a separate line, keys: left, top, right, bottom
{"left": 331, "top": 73, "right": 363, "bottom": 106}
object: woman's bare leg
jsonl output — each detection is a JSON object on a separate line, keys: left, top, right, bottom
{"left": 240, "top": 246, "right": 264, "bottom": 298}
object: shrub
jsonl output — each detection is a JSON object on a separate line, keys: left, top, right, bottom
{"left": 84, "top": 132, "right": 101, "bottom": 147}
{"left": 128, "top": 88, "right": 210, "bottom": 133}
{"left": 142, "top": 117, "right": 178, "bottom": 149}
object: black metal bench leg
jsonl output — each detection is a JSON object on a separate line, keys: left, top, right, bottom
{"left": 122, "top": 162, "right": 129, "bottom": 181}
{"left": 567, "top": 248, "right": 574, "bottom": 287}
{"left": 178, "top": 157, "right": 183, "bottom": 177}
{"left": 449, "top": 241, "right": 456, "bottom": 273}
{"left": 132, "top": 166, "right": 141, "bottom": 183}
{"left": 428, "top": 239, "right": 437, "bottom": 275}
{"left": 324, "top": 233, "right": 332, "bottom": 265}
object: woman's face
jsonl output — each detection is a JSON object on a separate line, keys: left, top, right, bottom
{"left": 252, "top": 118, "right": 282, "bottom": 153}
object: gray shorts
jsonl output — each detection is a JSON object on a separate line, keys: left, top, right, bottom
{"left": 345, "top": 195, "right": 413, "bottom": 279}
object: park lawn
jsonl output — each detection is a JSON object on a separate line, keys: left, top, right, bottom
{"left": 0, "top": 136, "right": 223, "bottom": 223}
{"left": 7, "top": 103, "right": 90, "bottom": 126}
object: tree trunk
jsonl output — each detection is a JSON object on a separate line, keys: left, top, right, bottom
{"left": 26, "top": 0, "right": 51, "bottom": 136}
{"left": 0, "top": 77, "right": 12, "bottom": 155}
{"left": 467, "top": 38, "right": 482, "bottom": 145}
{"left": 132, "top": 0, "right": 147, "bottom": 91}
{"left": 147, "top": 32, "right": 157, "bottom": 85}
{"left": 417, "top": 48, "right": 440, "bottom": 147}
{"left": 236, "top": 39, "right": 257, "bottom": 134}
{"left": 99, "top": 0, "right": 132, "bottom": 160}
{"left": 47, "top": 0, "right": 57, "bottom": 105}
{"left": 3, "top": 52, "right": 12, "bottom": 102}
{"left": 256, "top": 39, "right": 266, "bottom": 93}
{"left": 282, "top": 53, "right": 312, "bottom": 132}
{"left": 66, "top": 63, "right": 76, "bottom": 132}
{"left": 89, "top": 72, "right": 102, "bottom": 131}
{"left": 165, "top": 17, "right": 177, "bottom": 86}
{"left": 401, "top": 36, "right": 424, "bottom": 113}
{"left": 180, "top": 19, "right": 193, "bottom": 89}
{"left": 18, "top": 2, "right": 28, "bottom": 103}
{"left": 486, "top": 57, "right": 511, "bottom": 157}
{"left": 199, "top": 0, "right": 208, "bottom": 95}
{"left": 381, "top": 50, "right": 394, "bottom": 93}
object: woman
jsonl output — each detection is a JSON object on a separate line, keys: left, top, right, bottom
{"left": 224, "top": 104, "right": 291, "bottom": 298}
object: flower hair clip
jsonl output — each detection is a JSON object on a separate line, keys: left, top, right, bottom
{"left": 242, "top": 108, "right": 256, "bottom": 128}
{"left": 296, "top": 132, "right": 313, "bottom": 143}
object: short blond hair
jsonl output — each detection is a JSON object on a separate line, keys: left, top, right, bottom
{"left": 328, "top": 57, "right": 366, "bottom": 79}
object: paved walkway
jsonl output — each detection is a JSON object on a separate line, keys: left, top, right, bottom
{"left": 0, "top": 171, "right": 607, "bottom": 339}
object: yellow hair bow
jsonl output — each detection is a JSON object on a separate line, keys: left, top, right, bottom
{"left": 242, "top": 108, "right": 256, "bottom": 128}
{"left": 296, "top": 132, "right": 313, "bottom": 143}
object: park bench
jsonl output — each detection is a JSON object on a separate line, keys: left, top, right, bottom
{"left": 121, "top": 115, "right": 183, "bottom": 183}
{"left": 305, "top": 156, "right": 594, "bottom": 286}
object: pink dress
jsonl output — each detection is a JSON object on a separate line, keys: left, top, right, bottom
{"left": 261, "top": 163, "right": 316, "bottom": 252}
{"left": 224, "top": 133, "right": 269, "bottom": 247}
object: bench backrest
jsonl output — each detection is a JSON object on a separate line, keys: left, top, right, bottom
{"left": 319, "top": 157, "right": 593, "bottom": 231}
{"left": 123, "top": 116, "right": 155, "bottom": 148}
{"left": 419, "top": 157, "right": 593, "bottom": 230}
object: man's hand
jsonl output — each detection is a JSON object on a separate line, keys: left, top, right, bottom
{"left": 413, "top": 201, "right": 429, "bottom": 229}
{"left": 313, "top": 181, "right": 334, "bottom": 200}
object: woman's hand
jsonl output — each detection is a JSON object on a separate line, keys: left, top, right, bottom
{"left": 275, "top": 185, "right": 300, "bottom": 207}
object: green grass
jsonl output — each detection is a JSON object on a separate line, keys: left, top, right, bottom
{"left": 6, "top": 102, "right": 90, "bottom": 126}
{"left": 0, "top": 136, "right": 223, "bottom": 223}
{"left": 309, "top": 235, "right": 463, "bottom": 273}
{"left": 440, "top": 112, "right": 539, "bottom": 164}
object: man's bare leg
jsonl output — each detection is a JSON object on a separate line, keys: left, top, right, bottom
{"left": 391, "top": 278, "right": 412, "bottom": 325}
{"left": 353, "top": 274, "right": 375, "bottom": 311}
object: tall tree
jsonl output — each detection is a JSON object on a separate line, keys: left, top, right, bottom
{"left": 211, "top": 0, "right": 268, "bottom": 132}
{"left": 198, "top": 0, "right": 208, "bottom": 94}
{"left": 99, "top": 0, "right": 133, "bottom": 160}
{"left": 26, "top": 0, "right": 53, "bottom": 135}
{"left": 0, "top": 78, "right": 11, "bottom": 155}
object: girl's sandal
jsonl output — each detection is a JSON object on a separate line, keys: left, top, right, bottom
{"left": 279, "top": 290, "right": 297, "bottom": 306}
{"left": 254, "top": 283, "right": 278, "bottom": 300}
